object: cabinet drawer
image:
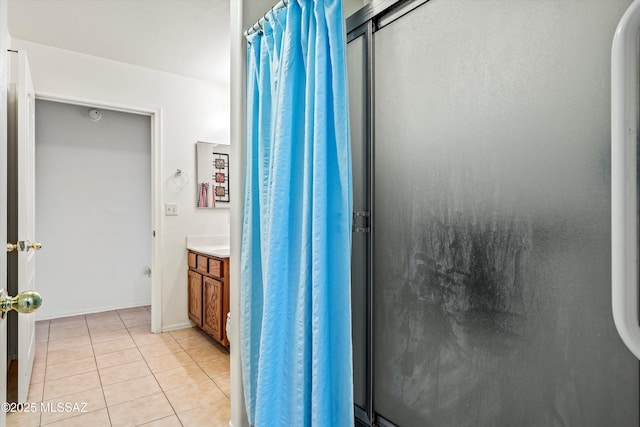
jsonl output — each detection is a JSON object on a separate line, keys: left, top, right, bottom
{"left": 208, "top": 259, "right": 223, "bottom": 277}
{"left": 196, "top": 255, "right": 208, "bottom": 274}
{"left": 188, "top": 252, "right": 197, "bottom": 269}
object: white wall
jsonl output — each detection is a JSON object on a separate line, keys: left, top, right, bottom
{"left": 35, "top": 100, "right": 152, "bottom": 319}
{"left": 10, "top": 38, "right": 231, "bottom": 330}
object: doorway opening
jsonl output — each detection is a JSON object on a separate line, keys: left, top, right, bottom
{"left": 29, "top": 94, "right": 161, "bottom": 332}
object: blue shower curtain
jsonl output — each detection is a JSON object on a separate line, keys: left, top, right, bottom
{"left": 241, "top": 0, "right": 353, "bottom": 426}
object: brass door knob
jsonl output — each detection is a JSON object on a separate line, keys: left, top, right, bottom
{"left": 6, "top": 241, "right": 42, "bottom": 252}
{"left": 0, "top": 290, "right": 42, "bottom": 316}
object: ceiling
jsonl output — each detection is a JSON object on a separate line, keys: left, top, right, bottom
{"left": 7, "top": 0, "right": 230, "bottom": 83}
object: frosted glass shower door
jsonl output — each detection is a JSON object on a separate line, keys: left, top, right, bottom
{"left": 372, "top": 0, "right": 638, "bottom": 426}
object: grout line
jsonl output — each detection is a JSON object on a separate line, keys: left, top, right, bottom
{"left": 38, "top": 319, "right": 51, "bottom": 426}
{"left": 87, "top": 314, "right": 114, "bottom": 427}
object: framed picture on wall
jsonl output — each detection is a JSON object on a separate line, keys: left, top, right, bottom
{"left": 196, "top": 141, "right": 230, "bottom": 208}
{"left": 212, "top": 153, "right": 230, "bottom": 202}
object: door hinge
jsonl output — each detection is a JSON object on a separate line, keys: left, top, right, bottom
{"left": 352, "top": 211, "right": 371, "bottom": 233}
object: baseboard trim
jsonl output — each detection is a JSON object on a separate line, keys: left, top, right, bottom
{"left": 35, "top": 301, "right": 151, "bottom": 321}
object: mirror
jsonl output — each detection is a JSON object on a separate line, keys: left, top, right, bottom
{"left": 196, "top": 141, "right": 230, "bottom": 208}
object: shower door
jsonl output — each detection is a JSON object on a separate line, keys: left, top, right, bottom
{"left": 348, "top": 0, "right": 639, "bottom": 426}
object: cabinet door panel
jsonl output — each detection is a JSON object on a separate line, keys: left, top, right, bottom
{"left": 203, "top": 276, "right": 223, "bottom": 341}
{"left": 188, "top": 270, "right": 203, "bottom": 326}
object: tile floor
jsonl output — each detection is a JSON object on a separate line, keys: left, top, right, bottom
{"left": 7, "top": 306, "right": 230, "bottom": 427}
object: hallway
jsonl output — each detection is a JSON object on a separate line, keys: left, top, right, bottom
{"left": 7, "top": 306, "right": 230, "bottom": 426}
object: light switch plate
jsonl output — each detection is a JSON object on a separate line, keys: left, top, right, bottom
{"left": 165, "top": 203, "right": 178, "bottom": 216}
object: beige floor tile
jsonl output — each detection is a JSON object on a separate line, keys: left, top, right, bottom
{"left": 126, "top": 324, "right": 153, "bottom": 336}
{"left": 98, "top": 359, "right": 151, "bottom": 386}
{"left": 116, "top": 306, "right": 149, "bottom": 316}
{"left": 43, "top": 371, "right": 101, "bottom": 400}
{"left": 45, "top": 356, "right": 97, "bottom": 382}
{"left": 46, "top": 336, "right": 92, "bottom": 353}
{"left": 118, "top": 309, "right": 149, "bottom": 320}
{"left": 197, "top": 357, "right": 229, "bottom": 379}
{"left": 87, "top": 319, "right": 126, "bottom": 334}
{"left": 36, "top": 341, "right": 48, "bottom": 354}
{"left": 102, "top": 374, "right": 161, "bottom": 407}
{"left": 48, "top": 328, "right": 89, "bottom": 342}
{"left": 144, "top": 351, "right": 194, "bottom": 374}
{"left": 89, "top": 328, "right": 132, "bottom": 344}
{"left": 85, "top": 311, "right": 121, "bottom": 321}
{"left": 34, "top": 351, "right": 47, "bottom": 366}
{"left": 36, "top": 331, "right": 50, "bottom": 344}
{"left": 48, "top": 318, "right": 85, "bottom": 328}
{"left": 24, "top": 308, "right": 233, "bottom": 427}
{"left": 153, "top": 363, "right": 209, "bottom": 391}
{"left": 138, "top": 415, "right": 183, "bottom": 427}
{"left": 39, "top": 387, "right": 105, "bottom": 425}
{"left": 33, "top": 358, "right": 47, "bottom": 372}
{"left": 27, "top": 381, "right": 44, "bottom": 402}
{"left": 36, "top": 319, "right": 51, "bottom": 328}
{"left": 168, "top": 327, "right": 202, "bottom": 341}
{"left": 48, "top": 324, "right": 87, "bottom": 336}
{"left": 138, "top": 340, "right": 183, "bottom": 359}
{"left": 95, "top": 347, "right": 143, "bottom": 370}
{"left": 86, "top": 313, "right": 124, "bottom": 324}
{"left": 131, "top": 332, "right": 175, "bottom": 348}
{"left": 42, "top": 408, "right": 110, "bottom": 427}
{"left": 164, "top": 379, "right": 227, "bottom": 413}
{"left": 177, "top": 398, "right": 230, "bottom": 427}
{"left": 176, "top": 335, "right": 218, "bottom": 352}
{"left": 50, "top": 315, "right": 85, "bottom": 324}
{"left": 123, "top": 317, "right": 150, "bottom": 328}
{"left": 186, "top": 345, "right": 228, "bottom": 363}
{"left": 30, "top": 364, "right": 46, "bottom": 385}
{"left": 6, "top": 408, "right": 41, "bottom": 427}
{"left": 92, "top": 336, "right": 136, "bottom": 356}
{"left": 46, "top": 345, "right": 94, "bottom": 366}
{"left": 108, "top": 392, "right": 174, "bottom": 427}
{"left": 213, "top": 373, "right": 231, "bottom": 397}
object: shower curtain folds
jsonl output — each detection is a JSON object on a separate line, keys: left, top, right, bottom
{"left": 241, "top": 1, "right": 354, "bottom": 426}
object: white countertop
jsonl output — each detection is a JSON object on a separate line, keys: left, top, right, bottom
{"left": 186, "top": 235, "right": 230, "bottom": 258}
{"left": 187, "top": 245, "right": 230, "bottom": 258}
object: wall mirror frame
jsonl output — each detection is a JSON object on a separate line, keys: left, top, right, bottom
{"left": 196, "top": 141, "right": 230, "bottom": 209}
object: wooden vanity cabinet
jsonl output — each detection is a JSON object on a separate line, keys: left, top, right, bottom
{"left": 187, "top": 250, "right": 229, "bottom": 346}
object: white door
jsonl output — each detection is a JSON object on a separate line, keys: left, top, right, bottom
{"left": 15, "top": 50, "right": 37, "bottom": 403}
{"left": 0, "top": 5, "right": 10, "bottom": 427}
{"left": 0, "top": 15, "right": 9, "bottom": 427}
